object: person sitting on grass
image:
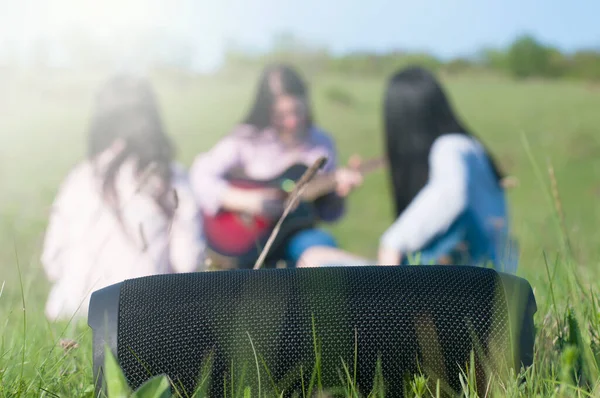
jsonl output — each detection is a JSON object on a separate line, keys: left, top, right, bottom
{"left": 189, "top": 64, "right": 363, "bottom": 268}
{"left": 297, "top": 66, "right": 518, "bottom": 273}
{"left": 41, "top": 75, "right": 206, "bottom": 322}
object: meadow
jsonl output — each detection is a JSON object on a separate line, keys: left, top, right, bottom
{"left": 0, "top": 69, "right": 599, "bottom": 397}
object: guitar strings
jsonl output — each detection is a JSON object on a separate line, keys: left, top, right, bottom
{"left": 284, "top": 156, "right": 328, "bottom": 209}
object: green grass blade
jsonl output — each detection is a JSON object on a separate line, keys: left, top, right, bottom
{"left": 131, "top": 374, "right": 172, "bottom": 398}
{"left": 104, "top": 344, "right": 132, "bottom": 398}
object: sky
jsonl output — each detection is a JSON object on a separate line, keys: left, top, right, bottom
{"left": 0, "top": 0, "right": 598, "bottom": 72}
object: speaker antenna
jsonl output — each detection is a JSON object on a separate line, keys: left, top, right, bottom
{"left": 253, "top": 156, "right": 328, "bottom": 270}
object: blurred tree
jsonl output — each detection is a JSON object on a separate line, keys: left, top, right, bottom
{"left": 506, "top": 34, "right": 551, "bottom": 78}
{"left": 570, "top": 50, "right": 600, "bottom": 81}
{"left": 266, "top": 31, "right": 330, "bottom": 76}
{"left": 445, "top": 57, "right": 475, "bottom": 75}
{"left": 545, "top": 47, "right": 570, "bottom": 78}
{"left": 216, "top": 31, "right": 600, "bottom": 82}
{"left": 477, "top": 47, "right": 508, "bottom": 71}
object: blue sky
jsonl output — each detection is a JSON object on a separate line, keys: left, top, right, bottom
{"left": 0, "top": 0, "right": 598, "bottom": 71}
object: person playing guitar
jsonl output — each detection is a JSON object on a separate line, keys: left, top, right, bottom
{"left": 189, "top": 64, "right": 363, "bottom": 269}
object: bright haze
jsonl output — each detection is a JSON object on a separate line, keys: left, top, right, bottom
{"left": 0, "top": 0, "right": 598, "bottom": 73}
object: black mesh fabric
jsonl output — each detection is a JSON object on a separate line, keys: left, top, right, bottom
{"left": 117, "top": 266, "right": 520, "bottom": 397}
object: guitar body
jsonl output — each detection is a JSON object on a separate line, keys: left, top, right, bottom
{"left": 203, "top": 164, "right": 319, "bottom": 269}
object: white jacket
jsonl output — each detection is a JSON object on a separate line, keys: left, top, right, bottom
{"left": 41, "top": 156, "right": 205, "bottom": 321}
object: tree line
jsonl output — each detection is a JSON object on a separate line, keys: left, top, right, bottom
{"left": 222, "top": 33, "right": 600, "bottom": 81}
{"left": 2, "top": 31, "right": 598, "bottom": 81}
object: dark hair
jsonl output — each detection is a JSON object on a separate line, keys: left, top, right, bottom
{"left": 242, "top": 63, "right": 314, "bottom": 130}
{"left": 87, "top": 75, "right": 175, "bottom": 218}
{"left": 384, "top": 66, "right": 503, "bottom": 217}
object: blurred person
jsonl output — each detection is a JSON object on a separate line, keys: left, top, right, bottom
{"left": 42, "top": 75, "right": 206, "bottom": 322}
{"left": 189, "top": 64, "right": 363, "bottom": 268}
{"left": 297, "top": 66, "right": 518, "bottom": 273}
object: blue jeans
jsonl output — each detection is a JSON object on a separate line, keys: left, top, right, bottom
{"left": 321, "top": 211, "right": 519, "bottom": 274}
{"left": 402, "top": 211, "right": 484, "bottom": 266}
{"left": 398, "top": 213, "right": 518, "bottom": 273}
{"left": 284, "top": 229, "right": 338, "bottom": 267}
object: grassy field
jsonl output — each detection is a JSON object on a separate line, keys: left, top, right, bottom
{"left": 0, "top": 69, "right": 599, "bottom": 397}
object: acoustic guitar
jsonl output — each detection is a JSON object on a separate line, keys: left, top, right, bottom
{"left": 203, "top": 157, "right": 386, "bottom": 269}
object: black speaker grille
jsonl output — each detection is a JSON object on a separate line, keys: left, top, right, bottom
{"left": 117, "top": 266, "right": 512, "bottom": 396}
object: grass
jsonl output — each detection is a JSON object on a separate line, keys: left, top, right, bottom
{"left": 0, "top": 68, "right": 599, "bottom": 396}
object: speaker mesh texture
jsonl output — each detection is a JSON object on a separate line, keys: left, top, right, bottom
{"left": 117, "top": 266, "right": 514, "bottom": 396}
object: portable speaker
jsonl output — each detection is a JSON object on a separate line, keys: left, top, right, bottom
{"left": 88, "top": 266, "right": 536, "bottom": 397}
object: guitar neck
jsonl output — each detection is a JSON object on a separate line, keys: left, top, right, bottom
{"left": 300, "top": 158, "right": 386, "bottom": 201}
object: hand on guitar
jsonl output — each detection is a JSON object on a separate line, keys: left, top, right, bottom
{"left": 334, "top": 154, "right": 364, "bottom": 197}
{"left": 247, "top": 188, "right": 286, "bottom": 219}
{"left": 222, "top": 187, "right": 285, "bottom": 219}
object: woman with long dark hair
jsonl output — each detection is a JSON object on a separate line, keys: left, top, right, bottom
{"left": 42, "top": 75, "right": 205, "bottom": 321}
{"left": 190, "top": 64, "right": 362, "bottom": 267}
{"left": 298, "top": 66, "right": 517, "bottom": 271}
